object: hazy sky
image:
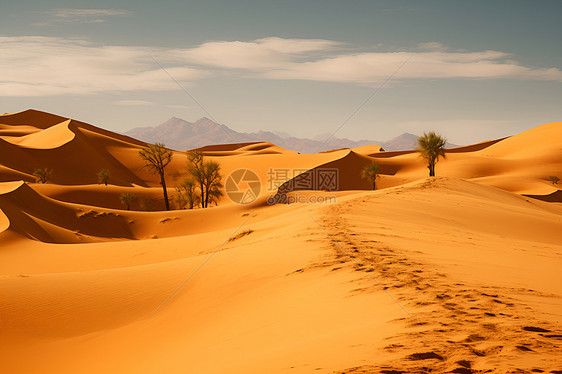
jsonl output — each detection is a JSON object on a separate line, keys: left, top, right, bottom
{"left": 1, "top": 0, "right": 561, "bottom": 145}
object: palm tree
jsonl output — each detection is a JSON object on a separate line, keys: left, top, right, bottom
{"left": 97, "top": 169, "right": 110, "bottom": 186}
{"left": 417, "top": 131, "right": 447, "bottom": 177}
{"left": 139, "top": 143, "right": 173, "bottom": 210}
{"left": 361, "top": 161, "right": 381, "bottom": 190}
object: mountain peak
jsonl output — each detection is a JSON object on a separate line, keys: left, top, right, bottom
{"left": 124, "top": 117, "right": 460, "bottom": 152}
{"left": 193, "top": 117, "right": 220, "bottom": 129}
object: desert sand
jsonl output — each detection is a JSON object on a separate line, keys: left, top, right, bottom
{"left": 0, "top": 109, "right": 561, "bottom": 373}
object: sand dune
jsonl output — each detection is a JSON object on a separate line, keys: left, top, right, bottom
{"left": 1, "top": 177, "right": 561, "bottom": 373}
{"left": 1, "top": 110, "right": 560, "bottom": 200}
{"left": 0, "top": 109, "right": 68, "bottom": 129}
{"left": 0, "top": 180, "right": 137, "bottom": 242}
{"left": 1, "top": 119, "right": 76, "bottom": 149}
{"left": 1, "top": 110, "right": 561, "bottom": 373}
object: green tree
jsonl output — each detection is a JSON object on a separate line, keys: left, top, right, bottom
{"left": 361, "top": 161, "right": 381, "bottom": 190}
{"left": 417, "top": 131, "right": 447, "bottom": 177}
{"left": 33, "top": 168, "right": 52, "bottom": 184}
{"left": 187, "top": 151, "right": 223, "bottom": 208}
{"left": 139, "top": 143, "right": 173, "bottom": 211}
{"left": 97, "top": 169, "right": 110, "bottom": 186}
{"left": 119, "top": 193, "right": 138, "bottom": 210}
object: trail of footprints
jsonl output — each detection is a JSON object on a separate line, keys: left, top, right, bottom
{"left": 306, "top": 204, "right": 562, "bottom": 373}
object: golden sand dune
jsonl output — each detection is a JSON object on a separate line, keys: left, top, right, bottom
{"left": 198, "top": 141, "right": 297, "bottom": 155}
{"left": 32, "top": 183, "right": 170, "bottom": 210}
{"left": 0, "top": 181, "right": 274, "bottom": 243}
{"left": 1, "top": 177, "right": 561, "bottom": 373}
{"left": 0, "top": 109, "right": 68, "bottom": 129}
{"left": 0, "top": 180, "right": 136, "bottom": 242}
{"left": 0, "top": 111, "right": 151, "bottom": 186}
{"left": 1, "top": 110, "right": 560, "bottom": 199}
{"left": 0, "top": 110, "right": 561, "bottom": 373}
{"left": 0, "top": 119, "right": 76, "bottom": 149}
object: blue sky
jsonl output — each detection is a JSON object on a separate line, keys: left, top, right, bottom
{"left": 1, "top": 0, "right": 561, "bottom": 144}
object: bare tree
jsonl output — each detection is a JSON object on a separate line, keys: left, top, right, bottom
{"left": 207, "top": 184, "right": 224, "bottom": 207}
{"left": 187, "top": 151, "right": 223, "bottom": 208}
{"left": 175, "top": 177, "right": 199, "bottom": 209}
{"left": 139, "top": 143, "right": 173, "bottom": 210}
{"left": 417, "top": 131, "right": 447, "bottom": 177}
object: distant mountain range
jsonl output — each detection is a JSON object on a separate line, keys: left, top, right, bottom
{"left": 124, "top": 117, "right": 458, "bottom": 153}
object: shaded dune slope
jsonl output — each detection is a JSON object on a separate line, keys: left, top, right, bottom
{"left": 0, "top": 180, "right": 272, "bottom": 244}
{"left": 0, "top": 110, "right": 149, "bottom": 186}
{"left": 0, "top": 181, "right": 135, "bottom": 242}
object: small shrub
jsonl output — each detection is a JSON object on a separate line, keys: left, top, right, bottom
{"left": 547, "top": 176, "right": 560, "bottom": 185}
{"left": 97, "top": 169, "right": 110, "bottom": 186}
{"left": 175, "top": 177, "right": 199, "bottom": 209}
{"left": 119, "top": 193, "right": 138, "bottom": 210}
{"left": 33, "top": 168, "right": 52, "bottom": 184}
{"left": 139, "top": 197, "right": 154, "bottom": 211}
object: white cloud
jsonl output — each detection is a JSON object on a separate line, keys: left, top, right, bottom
{"left": 165, "top": 104, "right": 190, "bottom": 109}
{"left": 260, "top": 50, "right": 555, "bottom": 83}
{"left": 174, "top": 38, "right": 562, "bottom": 83}
{"left": 417, "top": 42, "right": 449, "bottom": 52}
{"left": 48, "top": 9, "right": 131, "bottom": 18}
{"left": 33, "top": 8, "right": 131, "bottom": 25}
{"left": 171, "top": 37, "right": 342, "bottom": 70}
{"left": 0, "top": 36, "right": 205, "bottom": 96}
{"left": 113, "top": 100, "right": 153, "bottom": 106}
{"left": 1, "top": 36, "right": 560, "bottom": 97}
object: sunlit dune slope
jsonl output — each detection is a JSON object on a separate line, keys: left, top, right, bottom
{"left": 349, "top": 122, "right": 562, "bottom": 197}
{"left": 1, "top": 119, "right": 75, "bottom": 149}
{"left": 1, "top": 177, "right": 561, "bottom": 374}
